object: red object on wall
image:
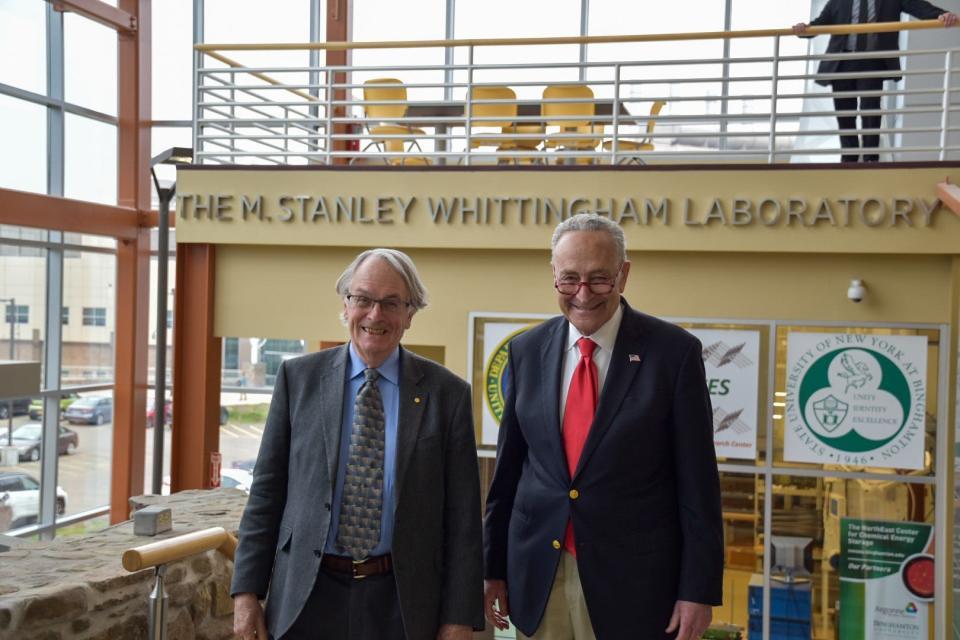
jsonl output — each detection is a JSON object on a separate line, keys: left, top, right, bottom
{"left": 210, "top": 452, "right": 222, "bottom": 488}
{"left": 347, "top": 122, "right": 361, "bottom": 152}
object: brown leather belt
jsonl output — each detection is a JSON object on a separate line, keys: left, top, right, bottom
{"left": 321, "top": 553, "right": 393, "bottom": 579}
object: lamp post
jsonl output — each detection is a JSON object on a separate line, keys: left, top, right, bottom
{"left": 149, "top": 147, "right": 193, "bottom": 495}
{"left": 0, "top": 297, "right": 15, "bottom": 447}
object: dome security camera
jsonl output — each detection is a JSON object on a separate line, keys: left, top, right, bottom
{"left": 847, "top": 279, "right": 866, "bottom": 303}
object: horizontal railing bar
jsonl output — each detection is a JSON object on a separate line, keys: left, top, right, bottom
{"left": 195, "top": 19, "right": 947, "bottom": 52}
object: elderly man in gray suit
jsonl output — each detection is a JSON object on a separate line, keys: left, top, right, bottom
{"left": 232, "top": 248, "right": 484, "bottom": 640}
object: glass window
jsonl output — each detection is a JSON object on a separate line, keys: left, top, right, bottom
{"left": 64, "top": 13, "right": 118, "bottom": 116}
{"left": 63, "top": 232, "right": 118, "bottom": 251}
{"left": 0, "top": 241, "right": 47, "bottom": 368}
{"left": 760, "top": 474, "right": 937, "bottom": 639}
{"left": 0, "top": 94, "right": 47, "bottom": 194}
{"left": 61, "top": 306, "right": 69, "bottom": 325}
{"left": 60, "top": 390, "right": 114, "bottom": 518}
{"left": 728, "top": 0, "right": 811, "bottom": 143}
{"left": 64, "top": 115, "right": 118, "bottom": 205}
{"left": 81, "top": 307, "right": 107, "bottom": 327}
{"left": 454, "top": 0, "right": 581, "bottom": 99}
{"left": 203, "top": 0, "right": 312, "bottom": 74}
{"left": 354, "top": 0, "right": 447, "bottom": 98}
{"left": 151, "top": 0, "right": 194, "bottom": 121}
{"left": 4, "top": 304, "right": 28, "bottom": 324}
{"left": 0, "top": 0, "right": 47, "bottom": 95}
{"left": 64, "top": 252, "right": 115, "bottom": 386}
{"left": 587, "top": 1, "right": 726, "bottom": 152}
{"left": 216, "top": 336, "right": 284, "bottom": 479}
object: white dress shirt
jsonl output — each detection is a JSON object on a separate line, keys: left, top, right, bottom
{"left": 559, "top": 303, "right": 624, "bottom": 426}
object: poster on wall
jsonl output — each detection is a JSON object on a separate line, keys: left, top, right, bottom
{"left": 688, "top": 328, "right": 761, "bottom": 460}
{"left": 469, "top": 314, "right": 550, "bottom": 447}
{"left": 784, "top": 332, "right": 927, "bottom": 470}
{"left": 839, "top": 518, "right": 934, "bottom": 640}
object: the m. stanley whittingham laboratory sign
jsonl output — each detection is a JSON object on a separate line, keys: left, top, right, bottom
{"left": 784, "top": 333, "right": 927, "bottom": 470}
{"left": 176, "top": 192, "right": 943, "bottom": 228}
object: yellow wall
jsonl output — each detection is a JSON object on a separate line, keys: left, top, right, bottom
{"left": 216, "top": 246, "right": 954, "bottom": 379}
{"left": 182, "top": 166, "right": 959, "bottom": 377}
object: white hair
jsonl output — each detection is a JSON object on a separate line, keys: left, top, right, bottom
{"left": 550, "top": 213, "right": 627, "bottom": 265}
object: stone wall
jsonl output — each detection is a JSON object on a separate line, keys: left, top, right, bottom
{"left": 0, "top": 488, "right": 246, "bottom": 640}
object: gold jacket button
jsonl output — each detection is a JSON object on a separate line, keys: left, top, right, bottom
{"left": 552, "top": 539, "right": 561, "bottom": 550}
{"left": 569, "top": 489, "right": 579, "bottom": 500}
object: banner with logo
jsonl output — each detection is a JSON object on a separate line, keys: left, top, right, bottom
{"left": 688, "top": 328, "right": 761, "bottom": 460}
{"left": 784, "top": 333, "right": 927, "bottom": 470}
{"left": 470, "top": 315, "right": 549, "bottom": 446}
{"left": 840, "top": 518, "right": 934, "bottom": 640}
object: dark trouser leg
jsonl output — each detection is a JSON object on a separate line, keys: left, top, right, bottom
{"left": 831, "top": 77, "right": 860, "bottom": 163}
{"left": 281, "top": 568, "right": 405, "bottom": 640}
{"left": 857, "top": 76, "right": 884, "bottom": 162}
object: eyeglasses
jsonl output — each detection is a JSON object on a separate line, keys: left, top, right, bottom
{"left": 554, "top": 266, "right": 623, "bottom": 296}
{"left": 345, "top": 294, "right": 412, "bottom": 315}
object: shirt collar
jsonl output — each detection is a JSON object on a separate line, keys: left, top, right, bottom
{"left": 348, "top": 342, "right": 400, "bottom": 385}
{"left": 565, "top": 301, "right": 624, "bottom": 354}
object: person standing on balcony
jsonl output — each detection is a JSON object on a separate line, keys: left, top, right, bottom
{"left": 231, "top": 248, "right": 484, "bottom": 640}
{"left": 793, "top": 1, "right": 958, "bottom": 162}
{"left": 482, "top": 214, "right": 724, "bottom": 640}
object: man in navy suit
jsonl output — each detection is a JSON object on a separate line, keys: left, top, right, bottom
{"left": 793, "top": 0, "right": 958, "bottom": 162}
{"left": 483, "top": 214, "right": 723, "bottom": 640}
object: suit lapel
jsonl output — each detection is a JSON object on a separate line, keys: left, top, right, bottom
{"left": 314, "top": 345, "right": 349, "bottom": 485}
{"left": 540, "top": 318, "right": 570, "bottom": 480}
{"left": 394, "top": 347, "right": 427, "bottom": 507}
{"left": 572, "top": 305, "right": 647, "bottom": 481}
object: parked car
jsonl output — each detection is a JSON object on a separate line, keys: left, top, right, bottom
{"left": 146, "top": 400, "right": 230, "bottom": 427}
{"left": 0, "top": 471, "right": 67, "bottom": 529}
{"left": 146, "top": 399, "right": 173, "bottom": 427}
{"left": 64, "top": 396, "right": 112, "bottom": 425}
{"left": 28, "top": 393, "right": 81, "bottom": 420}
{"left": 220, "top": 468, "right": 253, "bottom": 493}
{"left": 0, "top": 397, "right": 31, "bottom": 420}
{"left": 7, "top": 423, "right": 78, "bottom": 462}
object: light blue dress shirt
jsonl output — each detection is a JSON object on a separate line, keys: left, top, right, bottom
{"left": 324, "top": 343, "right": 400, "bottom": 556}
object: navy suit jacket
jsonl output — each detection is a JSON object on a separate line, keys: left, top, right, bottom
{"left": 807, "top": 0, "right": 946, "bottom": 85}
{"left": 483, "top": 301, "right": 724, "bottom": 639}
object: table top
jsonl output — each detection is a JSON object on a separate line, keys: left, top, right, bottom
{"left": 403, "top": 99, "right": 633, "bottom": 122}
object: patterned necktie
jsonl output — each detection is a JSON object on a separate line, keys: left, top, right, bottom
{"left": 336, "top": 368, "right": 386, "bottom": 559}
{"left": 851, "top": 0, "right": 876, "bottom": 51}
{"left": 562, "top": 338, "right": 598, "bottom": 556}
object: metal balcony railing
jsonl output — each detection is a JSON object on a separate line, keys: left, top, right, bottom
{"left": 193, "top": 21, "right": 959, "bottom": 166}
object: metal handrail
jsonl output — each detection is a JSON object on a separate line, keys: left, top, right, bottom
{"left": 194, "top": 20, "right": 946, "bottom": 51}
{"left": 123, "top": 526, "right": 238, "bottom": 640}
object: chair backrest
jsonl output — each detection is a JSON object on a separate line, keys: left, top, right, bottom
{"left": 542, "top": 84, "right": 594, "bottom": 128}
{"left": 363, "top": 78, "right": 408, "bottom": 120}
{"left": 645, "top": 100, "right": 666, "bottom": 137}
{"left": 469, "top": 86, "right": 518, "bottom": 129}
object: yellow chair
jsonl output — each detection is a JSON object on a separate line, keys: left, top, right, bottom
{"left": 467, "top": 86, "right": 544, "bottom": 164}
{"left": 542, "top": 84, "right": 601, "bottom": 164}
{"left": 602, "top": 100, "right": 666, "bottom": 165}
{"left": 359, "top": 78, "right": 429, "bottom": 165}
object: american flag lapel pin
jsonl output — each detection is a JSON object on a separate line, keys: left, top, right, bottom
{"left": 628, "top": 354, "right": 641, "bottom": 363}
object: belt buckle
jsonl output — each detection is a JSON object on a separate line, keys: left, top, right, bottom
{"left": 352, "top": 557, "right": 368, "bottom": 580}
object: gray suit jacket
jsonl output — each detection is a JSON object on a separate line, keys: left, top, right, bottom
{"left": 231, "top": 345, "right": 484, "bottom": 639}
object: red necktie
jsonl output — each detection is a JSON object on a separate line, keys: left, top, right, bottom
{"left": 562, "top": 337, "right": 598, "bottom": 555}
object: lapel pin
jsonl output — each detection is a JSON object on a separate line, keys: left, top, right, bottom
{"left": 628, "top": 354, "right": 642, "bottom": 363}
